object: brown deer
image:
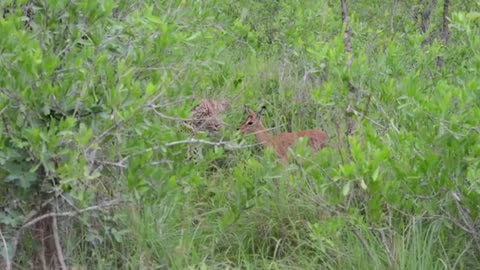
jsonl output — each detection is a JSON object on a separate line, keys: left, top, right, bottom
{"left": 239, "top": 105, "right": 327, "bottom": 162}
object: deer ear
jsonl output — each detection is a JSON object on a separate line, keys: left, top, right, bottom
{"left": 257, "top": 106, "right": 266, "bottom": 119}
{"left": 245, "top": 104, "right": 253, "bottom": 114}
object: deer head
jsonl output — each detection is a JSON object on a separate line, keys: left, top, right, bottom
{"left": 239, "top": 105, "right": 267, "bottom": 133}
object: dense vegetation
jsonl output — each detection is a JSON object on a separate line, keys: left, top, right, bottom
{"left": 1, "top": 0, "right": 479, "bottom": 269}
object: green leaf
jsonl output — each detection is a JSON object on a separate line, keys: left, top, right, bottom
{"left": 77, "top": 123, "right": 93, "bottom": 147}
{"left": 372, "top": 167, "right": 380, "bottom": 182}
{"left": 146, "top": 13, "right": 163, "bottom": 25}
{"left": 360, "top": 179, "right": 367, "bottom": 190}
{"left": 342, "top": 182, "right": 351, "bottom": 196}
{"left": 186, "top": 32, "right": 201, "bottom": 41}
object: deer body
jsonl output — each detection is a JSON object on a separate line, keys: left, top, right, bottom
{"left": 239, "top": 106, "right": 327, "bottom": 162}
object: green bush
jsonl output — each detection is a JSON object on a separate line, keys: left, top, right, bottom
{"left": 0, "top": 0, "right": 479, "bottom": 269}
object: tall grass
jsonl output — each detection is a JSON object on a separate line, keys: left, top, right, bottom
{"left": 2, "top": 0, "right": 479, "bottom": 269}
{"left": 67, "top": 178, "right": 474, "bottom": 269}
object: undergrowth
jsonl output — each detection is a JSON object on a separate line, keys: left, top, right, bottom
{"left": 1, "top": 0, "right": 479, "bottom": 269}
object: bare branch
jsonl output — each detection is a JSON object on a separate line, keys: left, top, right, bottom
{"left": 86, "top": 118, "right": 127, "bottom": 151}
{"left": 352, "top": 229, "right": 376, "bottom": 260}
{"left": 352, "top": 109, "right": 387, "bottom": 130}
{"left": 450, "top": 187, "right": 480, "bottom": 254}
{"left": 341, "top": 0, "right": 357, "bottom": 137}
{"left": 378, "top": 104, "right": 400, "bottom": 134}
{"left": 0, "top": 104, "right": 8, "bottom": 117}
{"left": 9, "top": 198, "right": 127, "bottom": 267}
{"left": 165, "top": 138, "right": 231, "bottom": 147}
{"left": 165, "top": 138, "right": 259, "bottom": 150}
{"left": 341, "top": 0, "right": 352, "bottom": 68}
{"left": 420, "top": 0, "right": 437, "bottom": 34}
{"left": 21, "top": 199, "right": 127, "bottom": 230}
{"left": 442, "top": 0, "right": 450, "bottom": 43}
{"left": 96, "top": 159, "right": 128, "bottom": 168}
{"left": 8, "top": 197, "right": 56, "bottom": 266}
{"left": 380, "top": 228, "right": 396, "bottom": 267}
{"left": 52, "top": 215, "right": 67, "bottom": 270}
{"left": 452, "top": 192, "right": 480, "bottom": 239}
{"left": 58, "top": 192, "right": 80, "bottom": 213}
{"left": 0, "top": 228, "right": 11, "bottom": 270}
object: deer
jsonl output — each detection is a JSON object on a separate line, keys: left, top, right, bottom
{"left": 239, "top": 105, "right": 328, "bottom": 162}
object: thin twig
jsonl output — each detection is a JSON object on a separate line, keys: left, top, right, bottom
{"left": 52, "top": 215, "right": 67, "bottom": 270}
{"left": 341, "top": 0, "right": 356, "bottom": 137}
{"left": 0, "top": 104, "right": 8, "bottom": 117}
{"left": 341, "top": 0, "right": 352, "bottom": 68}
{"left": 86, "top": 118, "right": 128, "bottom": 151}
{"left": 353, "top": 109, "right": 387, "bottom": 129}
{"left": 0, "top": 228, "right": 10, "bottom": 270}
{"left": 150, "top": 159, "right": 174, "bottom": 165}
{"left": 9, "top": 197, "right": 56, "bottom": 267}
{"left": 442, "top": 0, "right": 450, "bottom": 43}
{"left": 165, "top": 138, "right": 259, "bottom": 150}
{"left": 96, "top": 159, "right": 128, "bottom": 168}
{"left": 21, "top": 199, "right": 127, "bottom": 229}
{"left": 425, "top": 112, "right": 479, "bottom": 133}
{"left": 380, "top": 228, "right": 396, "bottom": 267}
{"left": 352, "top": 228, "right": 376, "bottom": 260}
{"left": 378, "top": 105, "right": 400, "bottom": 134}
{"left": 165, "top": 138, "right": 230, "bottom": 147}
{"left": 452, "top": 239, "right": 472, "bottom": 270}
{"left": 58, "top": 192, "right": 80, "bottom": 213}
{"left": 362, "top": 94, "right": 372, "bottom": 118}
{"left": 124, "top": 138, "right": 259, "bottom": 160}
{"left": 9, "top": 198, "right": 127, "bottom": 267}
{"left": 150, "top": 108, "right": 191, "bottom": 121}
{"left": 451, "top": 190, "right": 480, "bottom": 255}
